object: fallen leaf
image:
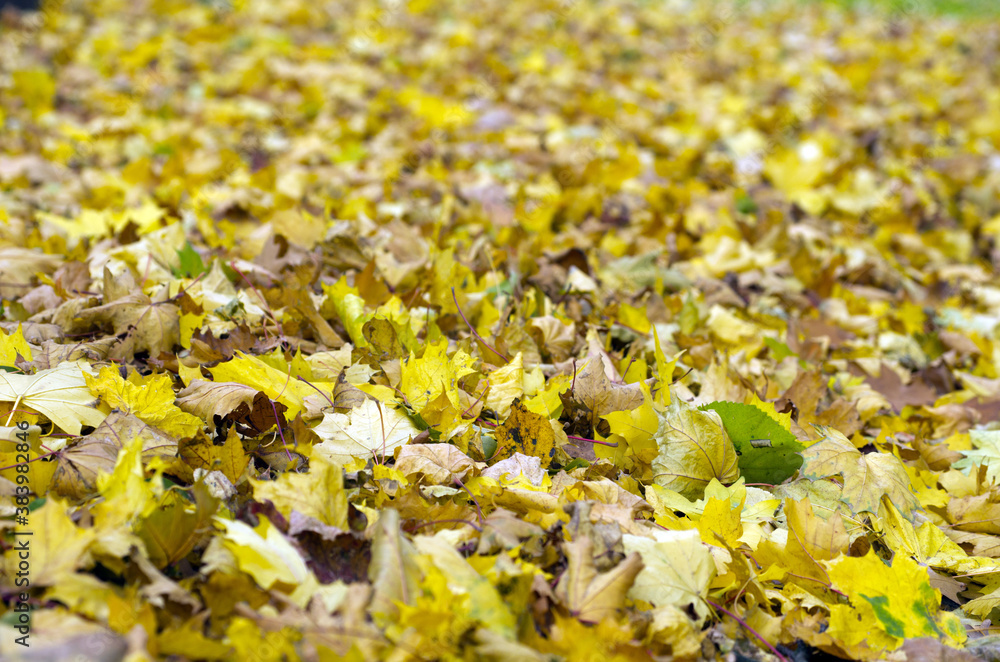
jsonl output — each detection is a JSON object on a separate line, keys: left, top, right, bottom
{"left": 555, "top": 533, "right": 643, "bottom": 623}
{"left": 251, "top": 453, "right": 348, "bottom": 529}
{"left": 313, "top": 398, "right": 419, "bottom": 464}
{"left": 394, "top": 443, "right": 476, "bottom": 485}
{"left": 651, "top": 395, "right": 739, "bottom": 499}
{"left": 799, "top": 427, "right": 921, "bottom": 520}
{"left": 825, "top": 552, "right": 966, "bottom": 653}
{"left": 0, "top": 361, "right": 106, "bottom": 435}
{"left": 51, "top": 411, "right": 177, "bottom": 498}
{"left": 622, "top": 530, "right": 715, "bottom": 623}
{"left": 176, "top": 380, "right": 260, "bottom": 423}
{"left": 85, "top": 365, "right": 202, "bottom": 438}
{"left": 492, "top": 399, "right": 557, "bottom": 468}
{"left": 701, "top": 400, "right": 804, "bottom": 484}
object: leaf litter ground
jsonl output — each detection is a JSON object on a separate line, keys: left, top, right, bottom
{"left": 2, "top": 0, "right": 1000, "bottom": 660}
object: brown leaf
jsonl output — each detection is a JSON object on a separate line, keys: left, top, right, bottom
{"left": 913, "top": 437, "right": 964, "bottom": 472}
{"left": 176, "top": 379, "right": 259, "bottom": 425}
{"left": 75, "top": 292, "right": 180, "bottom": 359}
{"left": 217, "top": 391, "right": 288, "bottom": 437}
{"left": 863, "top": 362, "right": 938, "bottom": 412}
{"left": 779, "top": 370, "right": 827, "bottom": 423}
{"left": 555, "top": 533, "right": 643, "bottom": 623}
{"left": 178, "top": 428, "right": 249, "bottom": 485}
{"left": 562, "top": 357, "right": 644, "bottom": 425}
{"left": 51, "top": 412, "right": 178, "bottom": 499}
{"left": 900, "top": 637, "right": 981, "bottom": 662}
{"left": 476, "top": 508, "right": 545, "bottom": 555}
{"left": 394, "top": 443, "right": 475, "bottom": 485}
{"left": 189, "top": 324, "right": 257, "bottom": 364}
{"left": 814, "top": 398, "right": 862, "bottom": 438}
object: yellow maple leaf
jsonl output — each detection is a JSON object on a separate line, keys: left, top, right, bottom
{"left": 825, "top": 552, "right": 965, "bottom": 653}
{"left": 696, "top": 496, "right": 744, "bottom": 548}
{"left": 799, "top": 427, "right": 920, "bottom": 520}
{"left": 322, "top": 277, "right": 368, "bottom": 347}
{"left": 4, "top": 497, "right": 95, "bottom": 587}
{"left": 623, "top": 530, "right": 715, "bottom": 623}
{"left": 86, "top": 365, "right": 202, "bottom": 438}
{"left": 209, "top": 351, "right": 334, "bottom": 420}
{"left": 483, "top": 352, "right": 544, "bottom": 418}
{"left": 93, "top": 434, "right": 159, "bottom": 529}
{"left": 250, "top": 453, "right": 348, "bottom": 529}
{"left": 217, "top": 516, "right": 310, "bottom": 590}
{"left": 0, "top": 324, "right": 32, "bottom": 366}
{"left": 597, "top": 380, "right": 659, "bottom": 482}
{"left": 0, "top": 362, "right": 106, "bottom": 435}
{"left": 400, "top": 340, "right": 477, "bottom": 413}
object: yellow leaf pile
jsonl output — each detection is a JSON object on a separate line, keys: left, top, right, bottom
{"left": 3, "top": 0, "right": 1000, "bottom": 659}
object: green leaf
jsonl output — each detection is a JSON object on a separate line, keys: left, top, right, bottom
{"left": 764, "top": 337, "right": 796, "bottom": 362}
{"left": 700, "top": 401, "right": 804, "bottom": 484}
{"left": 735, "top": 193, "right": 758, "bottom": 214}
{"left": 175, "top": 241, "right": 207, "bottom": 278}
{"left": 561, "top": 458, "right": 590, "bottom": 472}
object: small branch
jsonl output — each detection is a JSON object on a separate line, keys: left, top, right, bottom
{"left": 165, "top": 270, "right": 206, "bottom": 302}
{"left": 451, "top": 287, "right": 509, "bottom": 364}
{"left": 671, "top": 366, "right": 694, "bottom": 384}
{"left": 461, "top": 380, "right": 489, "bottom": 419}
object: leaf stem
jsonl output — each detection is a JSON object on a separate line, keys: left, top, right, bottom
{"left": 453, "top": 476, "right": 485, "bottom": 527}
{"left": 229, "top": 260, "right": 284, "bottom": 339}
{"left": 296, "top": 375, "right": 335, "bottom": 409}
{"left": 410, "top": 518, "right": 483, "bottom": 533}
{"left": 566, "top": 434, "right": 618, "bottom": 447}
{"left": 705, "top": 598, "right": 789, "bottom": 662}
{"left": 0, "top": 448, "right": 61, "bottom": 471}
{"left": 267, "top": 398, "right": 292, "bottom": 461}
